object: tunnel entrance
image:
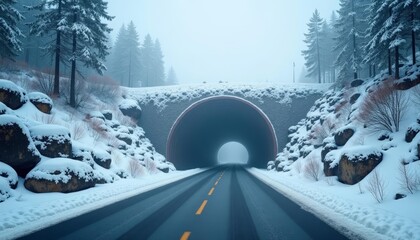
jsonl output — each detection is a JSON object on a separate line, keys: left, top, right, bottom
{"left": 167, "top": 96, "right": 278, "bottom": 169}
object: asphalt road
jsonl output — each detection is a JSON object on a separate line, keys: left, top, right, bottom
{"left": 18, "top": 165, "right": 348, "bottom": 240}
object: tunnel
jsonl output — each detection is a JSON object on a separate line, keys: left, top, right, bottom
{"left": 166, "top": 95, "right": 278, "bottom": 169}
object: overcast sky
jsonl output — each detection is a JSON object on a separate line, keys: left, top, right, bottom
{"left": 107, "top": 0, "right": 339, "bottom": 84}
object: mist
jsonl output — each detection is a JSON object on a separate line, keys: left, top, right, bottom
{"left": 107, "top": 0, "right": 339, "bottom": 84}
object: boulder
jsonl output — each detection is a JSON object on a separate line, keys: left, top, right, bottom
{"left": 102, "top": 110, "right": 113, "bottom": 120}
{"left": 394, "top": 75, "right": 420, "bottom": 90}
{"left": 337, "top": 147, "right": 383, "bottom": 185}
{"left": 116, "top": 133, "right": 132, "bottom": 145}
{"left": 28, "top": 92, "right": 53, "bottom": 114}
{"left": 405, "top": 124, "right": 420, "bottom": 143}
{"left": 321, "top": 144, "right": 338, "bottom": 176}
{"left": 395, "top": 193, "right": 407, "bottom": 200}
{"left": 71, "top": 143, "right": 95, "bottom": 167}
{"left": 91, "top": 149, "right": 112, "bottom": 169}
{"left": 24, "top": 158, "right": 96, "bottom": 193}
{"left": 119, "top": 99, "right": 142, "bottom": 120}
{"left": 0, "top": 162, "right": 18, "bottom": 189}
{"left": 0, "top": 178, "right": 12, "bottom": 202}
{"left": 30, "top": 124, "right": 72, "bottom": 158}
{"left": 334, "top": 128, "right": 355, "bottom": 146}
{"left": 350, "top": 79, "right": 364, "bottom": 87}
{"left": 0, "top": 115, "right": 41, "bottom": 177}
{"left": 349, "top": 93, "right": 361, "bottom": 104}
{"left": 0, "top": 79, "right": 27, "bottom": 110}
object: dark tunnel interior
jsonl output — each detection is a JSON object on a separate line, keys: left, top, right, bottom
{"left": 167, "top": 96, "right": 278, "bottom": 169}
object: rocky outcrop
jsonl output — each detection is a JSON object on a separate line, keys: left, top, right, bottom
{"left": 91, "top": 150, "right": 112, "bottom": 169}
{"left": 30, "top": 124, "right": 72, "bottom": 158}
{"left": 334, "top": 128, "right": 355, "bottom": 146}
{"left": 321, "top": 144, "right": 338, "bottom": 176}
{"left": 0, "top": 162, "right": 18, "bottom": 189}
{"left": 350, "top": 79, "right": 364, "bottom": 87}
{"left": 405, "top": 124, "right": 420, "bottom": 143}
{"left": 24, "top": 158, "right": 96, "bottom": 193}
{"left": 0, "top": 80, "right": 27, "bottom": 110}
{"left": 28, "top": 92, "right": 53, "bottom": 114}
{"left": 337, "top": 147, "right": 383, "bottom": 185}
{"left": 0, "top": 115, "right": 41, "bottom": 177}
{"left": 119, "top": 99, "right": 142, "bottom": 120}
{"left": 71, "top": 143, "right": 95, "bottom": 167}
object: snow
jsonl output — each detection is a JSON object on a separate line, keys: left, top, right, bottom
{"left": 0, "top": 79, "right": 25, "bottom": 102}
{"left": 250, "top": 168, "right": 420, "bottom": 240}
{"left": 119, "top": 98, "right": 141, "bottom": 110}
{"left": 0, "top": 169, "right": 204, "bottom": 239}
{"left": 26, "top": 158, "right": 95, "bottom": 184}
{"left": 126, "top": 82, "right": 328, "bottom": 111}
{"left": 27, "top": 92, "right": 53, "bottom": 106}
{"left": 0, "top": 162, "right": 18, "bottom": 188}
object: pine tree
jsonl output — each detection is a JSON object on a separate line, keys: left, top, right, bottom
{"left": 108, "top": 24, "right": 128, "bottom": 85}
{"left": 28, "top": 0, "right": 69, "bottom": 95}
{"left": 302, "top": 9, "right": 324, "bottom": 83}
{"left": 166, "top": 66, "right": 178, "bottom": 85}
{"left": 125, "top": 21, "right": 141, "bottom": 87}
{"left": 66, "top": 0, "right": 113, "bottom": 107}
{"left": 140, "top": 34, "right": 154, "bottom": 87}
{"left": 319, "top": 20, "right": 336, "bottom": 83}
{"left": 0, "top": 0, "right": 24, "bottom": 60}
{"left": 151, "top": 39, "right": 165, "bottom": 86}
{"left": 334, "top": 0, "right": 370, "bottom": 84}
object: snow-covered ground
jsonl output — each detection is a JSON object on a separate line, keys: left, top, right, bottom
{"left": 0, "top": 168, "right": 203, "bottom": 240}
{"left": 250, "top": 168, "right": 420, "bottom": 240}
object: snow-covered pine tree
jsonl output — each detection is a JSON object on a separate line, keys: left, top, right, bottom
{"left": 108, "top": 24, "right": 128, "bottom": 85}
{"left": 125, "top": 21, "right": 142, "bottom": 87}
{"left": 166, "top": 66, "right": 178, "bottom": 85}
{"left": 364, "top": 0, "right": 394, "bottom": 76}
{"left": 319, "top": 20, "right": 336, "bottom": 83}
{"left": 140, "top": 34, "right": 154, "bottom": 87}
{"left": 0, "top": 0, "right": 23, "bottom": 60}
{"left": 302, "top": 9, "right": 324, "bottom": 84}
{"left": 151, "top": 39, "right": 165, "bottom": 86}
{"left": 66, "top": 0, "right": 113, "bottom": 108}
{"left": 334, "top": 0, "right": 370, "bottom": 84}
{"left": 28, "top": 0, "right": 69, "bottom": 95}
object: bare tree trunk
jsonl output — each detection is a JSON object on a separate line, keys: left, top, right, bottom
{"left": 411, "top": 3, "right": 416, "bottom": 65}
{"left": 53, "top": 0, "right": 62, "bottom": 96}
{"left": 388, "top": 49, "right": 393, "bottom": 75}
{"left": 395, "top": 46, "right": 400, "bottom": 79}
{"left": 70, "top": 13, "right": 77, "bottom": 108}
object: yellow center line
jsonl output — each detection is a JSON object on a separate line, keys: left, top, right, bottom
{"left": 215, "top": 180, "right": 219, "bottom": 186}
{"left": 196, "top": 200, "right": 208, "bottom": 215}
{"left": 180, "top": 231, "right": 191, "bottom": 240}
{"left": 208, "top": 187, "right": 215, "bottom": 196}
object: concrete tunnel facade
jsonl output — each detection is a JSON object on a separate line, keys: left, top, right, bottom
{"left": 166, "top": 96, "right": 278, "bottom": 169}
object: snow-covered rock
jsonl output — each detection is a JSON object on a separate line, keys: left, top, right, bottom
{"left": 91, "top": 149, "right": 112, "bottom": 169}
{"left": 0, "top": 79, "right": 27, "bottom": 110}
{"left": 24, "top": 158, "right": 96, "bottom": 193}
{"left": 0, "top": 115, "right": 41, "bottom": 177}
{"left": 119, "top": 98, "right": 142, "bottom": 120}
{"left": 334, "top": 127, "right": 355, "bottom": 146}
{"left": 28, "top": 92, "right": 53, "bottom": 114}
{"left": 0, "top": 162, "right": 18, "bottom": 189}
{"left": 30, "top": 124, "right": 72, "bottom": 158}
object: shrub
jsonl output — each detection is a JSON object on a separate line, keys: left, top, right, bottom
{"left": 398, "top": 162, "right": 419, "bottom": 194}
{"left": 309, "top": 117, "right": 335, "bottom": 146}
{"left": 129, "top": 159, "right": 144, "bottom": 178}
{"left": 145, "top": 158, "right": 158, "bottom": 174}
{"left": 304, "top": 156, "right": 322, "bottom": 181}
{"left": 359, "top": 79, "right": 408, "bottom": 133}
{"left": 86, "top": 75, "right": 120, "bottom": 103}
{"left": 61, "top": 78, "right": 90, "bottom": 108}
{"left": 366, "top": 170, "right": 386, "bottom": 203}
{"left": 71, "top": 122, "right": 86, "bottom": 141}
{"left": 31, "top": 69, "right": 54, "bottom": 96}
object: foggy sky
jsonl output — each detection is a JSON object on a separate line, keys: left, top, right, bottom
{"left": 107, "top": 0, "right": 339, "bottom": 84}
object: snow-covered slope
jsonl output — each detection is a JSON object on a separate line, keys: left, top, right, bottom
{"left": 265, "top": 64, "right": 420, "bottom": 239}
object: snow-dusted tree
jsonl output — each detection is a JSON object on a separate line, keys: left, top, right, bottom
{"left": 364, "top": 0, "right": 394, "bottom": 76}
{"left": 166, "top": 66, "right": 178, "bottom": 85}
{"left": 151, "top": 39, "right": 165, "bottom": 86}
{"left": 108, "top": 24, "right": 127, "bottom": 85}
{"left": 319, "top": 19, "right": 337, "bottom": 83}
{"left": 28, "top": 0, "right": 67, "bottom": 95}
{"left": 302, "top": 9, "right": 324, "bottom": 84}
{"left": 140, "top": 34, "right": 154, "bottom": 87}
{"left": 334, "top": 0, "right": 370, "bottom": 84}
{"left": 125, "top": 21, "right": 142, "bottom": 87}
{"left": 66, "top": 0, "right": 113, "bottom": 108}
{"left": 0, "top": 0, "right": 23, "bottom": 60}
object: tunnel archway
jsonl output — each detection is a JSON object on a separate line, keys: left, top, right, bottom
{"left": 167, "top": 95, "right": 278, "bottom": 169}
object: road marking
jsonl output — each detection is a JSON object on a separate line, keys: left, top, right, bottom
{"left": 180, "top": 231, "right": 191, "bottom": 240}
{"left": 196, "top": 200, "right": 208, "bottom": 215}
{"left": 215, "top": 180, "right": 219, "bottom": 186}
{"left": 208, "top": 187, "right": 215, "bottom": 196}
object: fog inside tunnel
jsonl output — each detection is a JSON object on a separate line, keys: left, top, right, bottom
{"left": 217, "top": 142, "right": 249, "bottom": 165}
